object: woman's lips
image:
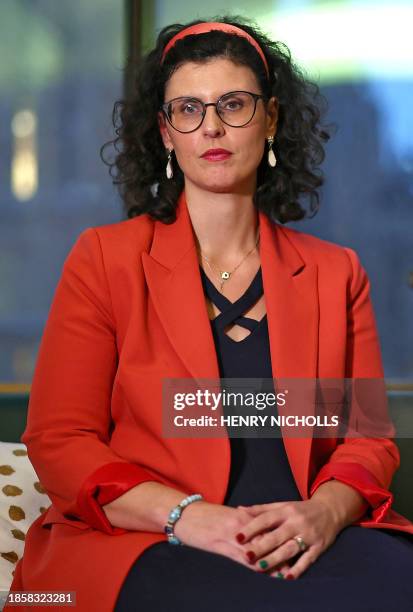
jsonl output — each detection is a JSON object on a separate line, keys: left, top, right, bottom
{"left": 201, "top": 149, "right": 232, "bottom": 161}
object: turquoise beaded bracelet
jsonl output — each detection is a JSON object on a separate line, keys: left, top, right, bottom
{"left": 164, "top": 494, "right": 204, "bottom": 544}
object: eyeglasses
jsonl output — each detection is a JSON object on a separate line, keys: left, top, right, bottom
{"left": 161, "top": 90, "right": 267, "bottom": 133}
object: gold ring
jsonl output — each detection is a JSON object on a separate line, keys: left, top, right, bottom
{"left": 293, "top": 535, "right": 308, "bottom": 552}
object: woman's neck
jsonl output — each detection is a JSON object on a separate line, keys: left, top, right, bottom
{"left": 184, "top": 183, "right": 259, "bottom": 269}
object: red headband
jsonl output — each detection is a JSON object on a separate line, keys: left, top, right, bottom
{"left": 160, "top": 22, "right": 270, "bottom": 77}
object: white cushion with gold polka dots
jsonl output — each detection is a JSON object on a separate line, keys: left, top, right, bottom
{"left": 0, "top": 441, "right": 51, "bottom": 594}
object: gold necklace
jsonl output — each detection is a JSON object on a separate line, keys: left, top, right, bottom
{"left": 200, "top": 230, "right": 260, "bottom": 291}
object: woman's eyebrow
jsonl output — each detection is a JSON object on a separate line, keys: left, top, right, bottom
{"left": 166, "top": 90, "right": 243, "bottom": 101}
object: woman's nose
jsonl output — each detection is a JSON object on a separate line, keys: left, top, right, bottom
{"left": 201, "top": 105, "right": 225, "bottom": 137}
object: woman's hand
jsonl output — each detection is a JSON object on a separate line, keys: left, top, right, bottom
{"left": 234, "top": 498, "right": 342, "bottom": 580}
{"left": 173, "top": 501, "right": 288, "bottom": 575}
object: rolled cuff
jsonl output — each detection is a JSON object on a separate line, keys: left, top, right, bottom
{"left": 76, "top": 461, "right": 160, "bottom": 535}
{"left": 309, "top": 461, "right": 393, "bottom": 523}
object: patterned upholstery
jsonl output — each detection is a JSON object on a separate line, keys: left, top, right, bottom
{"left": 0, "top": 442, "right": 50, "bottom": 596}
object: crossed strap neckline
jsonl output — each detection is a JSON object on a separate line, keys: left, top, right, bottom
{"left": 199, "top": 265, "right": 267, "bottom": 339}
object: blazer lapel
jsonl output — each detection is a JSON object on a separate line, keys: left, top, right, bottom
{"left": 142, "top": 190, "right": 319, "bottom": 499}
{"left": 259, "top": 212, "right": 319, "bottom": 498}
{"left": 141, "top": 190, "right": 220, "bottom": 381}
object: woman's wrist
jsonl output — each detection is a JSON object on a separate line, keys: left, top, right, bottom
{"left": 164, "top": 494, "right": 205, "bottom": 544}
{"left": 102, "top": 481, "right": 191, "bottom": 533}
{"left": 173, "top": 499, "right": 211, "bottom": 541}
{"left": 310, "top": 480, "right": 369, "bottom": 530}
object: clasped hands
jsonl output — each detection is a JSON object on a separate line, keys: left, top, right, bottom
{"left": 173, "top": 491, "right": 347, "bottom": 580}
{"left": 233, "top": 497, "right": 341, "bottom": 580}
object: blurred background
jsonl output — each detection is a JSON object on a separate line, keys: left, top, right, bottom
{"left": 1, "top": 1, "right": 412, "bottom": 387}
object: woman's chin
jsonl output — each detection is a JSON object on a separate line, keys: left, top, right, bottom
{"left": 188, "top": 173, "right": 253, "bottom": 194}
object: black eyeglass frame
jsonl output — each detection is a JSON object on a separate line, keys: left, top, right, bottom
{"left": 161, "top": 90, "right": 268, "bottom": 133}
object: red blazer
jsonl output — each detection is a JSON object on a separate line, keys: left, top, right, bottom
{"left": 7, "top": 190, "right": 413, "bottom": 612}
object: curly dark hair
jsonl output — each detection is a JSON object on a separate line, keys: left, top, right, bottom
{"left": 100, "top": 14, "right": 333, "bottom": 224}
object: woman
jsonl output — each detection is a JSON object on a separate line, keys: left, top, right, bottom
{"left": 7, "top": 15, "right": 413, "bottom": 612}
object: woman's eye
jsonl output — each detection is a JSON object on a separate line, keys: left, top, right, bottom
{"left": 222, "top": 99, "right": 243, "bottom": 111}
{"left": 179, "top": 103, "right": 200, "bottom": 114}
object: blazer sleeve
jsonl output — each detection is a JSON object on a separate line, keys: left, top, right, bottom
{"left": 309, "top": 247, "right": 399, "bottom": 523}
{"left": 22, "top": 228, "right": 160, "bottom": 535}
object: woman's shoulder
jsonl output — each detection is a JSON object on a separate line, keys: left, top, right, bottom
{"left": 93, "top": 213, "right": 154, "bottom": 245}
{"left": 60, "top": 215, "right": 156, "bottom": 281}
{"left": 71, "top": 214, "right": 155, "bottom": 261}
{"left": 278, "top": 223, "right": 358, "bottom": 261}
{"left": 275, "top": 223, "right": 364, "bottom": 280}
{"left": 277, "top": 223, "right": 347, "bottom": 254}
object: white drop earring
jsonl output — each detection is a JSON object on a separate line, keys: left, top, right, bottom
{"left": 166, "top": 149, "right": 173, "bottom": 179}
{"left": 267, "top": 136, "right": 277, "bottom": 168}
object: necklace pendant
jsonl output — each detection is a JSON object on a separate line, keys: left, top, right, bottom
{"left": 221, "top": 271, "right": 230, "bottom": 280}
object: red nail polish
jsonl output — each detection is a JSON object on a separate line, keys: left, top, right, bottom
{"left": 236, "top": 533, "right": 245, "bottom": 543}
{"left": 286, "top": 573, "right": 295, "bottom": 580}
{"left": 246, "top": 550, "right": 256, "bottom": 563}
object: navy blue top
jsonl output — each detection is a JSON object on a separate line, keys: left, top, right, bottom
{"left": 199, "top": 265, "right": 302, "bottom": 507}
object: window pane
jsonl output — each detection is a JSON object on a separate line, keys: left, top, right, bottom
{"left": 0, "top": 0, "right": 124, "bottom": 383}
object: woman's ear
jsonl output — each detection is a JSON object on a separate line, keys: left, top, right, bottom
{"left": 158, "top": 111, "right": 174, "bottom": 150}
{"left": 266, "top": 96, "right": 279, "bottom": 135}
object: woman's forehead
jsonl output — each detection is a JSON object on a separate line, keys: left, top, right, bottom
{"left": 164, "top": 58, "right": 260, "bottom": 99}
